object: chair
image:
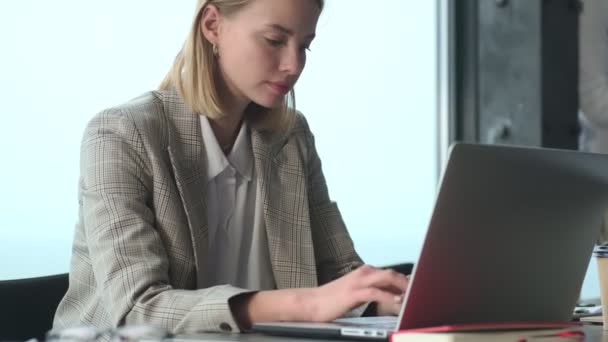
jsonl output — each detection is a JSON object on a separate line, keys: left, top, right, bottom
{"left": 0, "top": 273, "right": 69, "bottom": 341}
{"left": 383, "top": 262, "right": 414, "bottom": 276}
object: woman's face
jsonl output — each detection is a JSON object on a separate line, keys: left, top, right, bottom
{"left": 209, "top": 0, "right": 320, "bottom": 109}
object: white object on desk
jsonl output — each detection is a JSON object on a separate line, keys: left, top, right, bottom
{"left": 574, "top": 305, "right": 603, "bottom": 317}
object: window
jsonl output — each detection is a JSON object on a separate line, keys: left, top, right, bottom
{"left": 296, "top": 0, "right": 438, "bottom": 266}
{"left": 0, "top": 1, "right": 194, "bottom": 279}
{"left": 0, "top": 1, "right": 438, "bottom": 282}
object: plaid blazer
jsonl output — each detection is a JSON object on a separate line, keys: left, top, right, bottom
{"left": 53, "top": 89, "right": 363, "bottom": 334}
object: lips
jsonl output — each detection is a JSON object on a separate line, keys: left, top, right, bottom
{"left": 267, "top": 82, "right": 291, "bottom": 94}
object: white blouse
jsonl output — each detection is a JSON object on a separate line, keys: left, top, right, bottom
{"left": 197, "top": 116, "right": 276, "bottom": 291}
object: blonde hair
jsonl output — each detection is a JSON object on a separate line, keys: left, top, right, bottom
{"left": 159, "top": 0, "right": 324, "bottom": 136}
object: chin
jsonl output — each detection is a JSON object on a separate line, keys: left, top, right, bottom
{"left": 252, "top": 95, "right": 285, "bottom": 109}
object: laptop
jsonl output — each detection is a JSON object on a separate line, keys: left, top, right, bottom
{"left": 252, "top": 143, "right": 608, "bottom": 340}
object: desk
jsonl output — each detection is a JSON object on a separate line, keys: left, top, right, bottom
{"left": 170, "top": 324, "right": 608, "bottom": 342}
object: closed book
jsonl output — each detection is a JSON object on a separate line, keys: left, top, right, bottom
{"left": 390, "top": 322, "right": 583, "bottom": 342}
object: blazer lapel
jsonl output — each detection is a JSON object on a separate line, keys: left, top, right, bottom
{"left": 252, "top": 129, "right": 318, "bottom": 289}
{"left": 162, "top": 91, "right": 208, "bottom": 282}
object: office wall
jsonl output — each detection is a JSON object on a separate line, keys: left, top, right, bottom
{"left": 0, "top": 1, "right": 437, "bottom": 284}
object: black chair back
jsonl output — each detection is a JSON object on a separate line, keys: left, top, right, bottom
{"left": 383, "top": 262, "right": 414, "bottom": 276}
{"left": 0, "top": 273, "right": 69, "bottom": 341}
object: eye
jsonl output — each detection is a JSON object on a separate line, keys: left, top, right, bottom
{"left": 265, "top": 38, "right": 285, "bottom": 47}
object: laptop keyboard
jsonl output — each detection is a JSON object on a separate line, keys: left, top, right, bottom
{"left": 334, "top": 316, "right": 398, "bottom": 329}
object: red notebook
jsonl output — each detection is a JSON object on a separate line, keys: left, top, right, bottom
{"left": 390, "top": 322, "right": 584, "bottom": 342}
{"left": 395, "top": 321, "right": 582, "bottom": 333}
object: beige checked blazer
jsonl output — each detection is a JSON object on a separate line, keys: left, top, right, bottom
{"left": 53, "top": 89, "right": 364, "bottom": 334}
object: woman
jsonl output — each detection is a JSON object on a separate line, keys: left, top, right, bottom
{"left": 53, "top": 0, "right": 408, "bottom": 334}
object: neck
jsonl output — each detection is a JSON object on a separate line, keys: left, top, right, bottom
{"left": 209, "top": 113, "right": 244, "bottom": 154}
{"left": 210, "top": 69, "right": 251, "bottom": 153}
{"left": 215, "top": 66, "right": 250, "bottom": 118}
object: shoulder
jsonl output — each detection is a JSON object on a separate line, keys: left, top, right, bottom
{"left": 274, "top": 111, "right": 319, "bottom": 159}
{"left": 83, "top": 91, "right": 169, "bottom": 146}
{"left": 290, "top": 111, "right": 314, "bottom": 137}
{"left": 283, "top": 111, "right": 315, "bottom": 150}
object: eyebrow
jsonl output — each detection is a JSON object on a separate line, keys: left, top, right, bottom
{"left": 265, "top": 24, "right": 316, "bottom": 39}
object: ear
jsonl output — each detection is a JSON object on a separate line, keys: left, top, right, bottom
{"left": 200, "top": 4, "right": 221, "bottom": 45}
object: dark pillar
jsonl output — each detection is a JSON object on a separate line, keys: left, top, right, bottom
{"left": 452, "top": 0, "right": 580, "bottom": 150}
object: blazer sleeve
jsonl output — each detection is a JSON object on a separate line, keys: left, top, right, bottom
{"left": 80, "top": 109, "right": 252, "bottom": 334}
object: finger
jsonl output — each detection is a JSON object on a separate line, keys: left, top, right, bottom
{"left": 376, "top": 294, "right": 405, "bottom": 316}
{"left": 393, "top": 274, "right": 411, "bottom": 294}
{"left": 358, "top": 269, "right": 409, "bottom": 294}
{"left": 390, "top": 300, "right": 402, "bottom": 315}
{"left": 354, "top": 287, "right": 403, "bottom": 307}
{"left": 383, "top": 300, "right": 404, "bottom": 316}
{"left": 363, "top": 270, "right": 408, "bottom": 294}
{"left": 379, "top": 275, "right": 409, "bottom": 296}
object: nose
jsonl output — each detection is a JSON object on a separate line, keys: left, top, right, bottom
{"left": 280, "top": 45, "right": 305, "bottom": 76}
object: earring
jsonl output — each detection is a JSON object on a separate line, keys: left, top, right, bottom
{"left": 212, "top": 44, "right": 218, "bottom": 56}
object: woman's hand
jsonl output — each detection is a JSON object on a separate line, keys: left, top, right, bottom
{"left": 231, "top": 265, "right": 409, "bottom": 329}
{"left": 302, "top": 265, "right": 409, "bottom": 321}
{"left": 375, "top": 274, "right": 409, "bottom": 316}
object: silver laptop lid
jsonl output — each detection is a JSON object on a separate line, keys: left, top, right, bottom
{"left": 398, "top": 143, "right": 608, "bottom": 330}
